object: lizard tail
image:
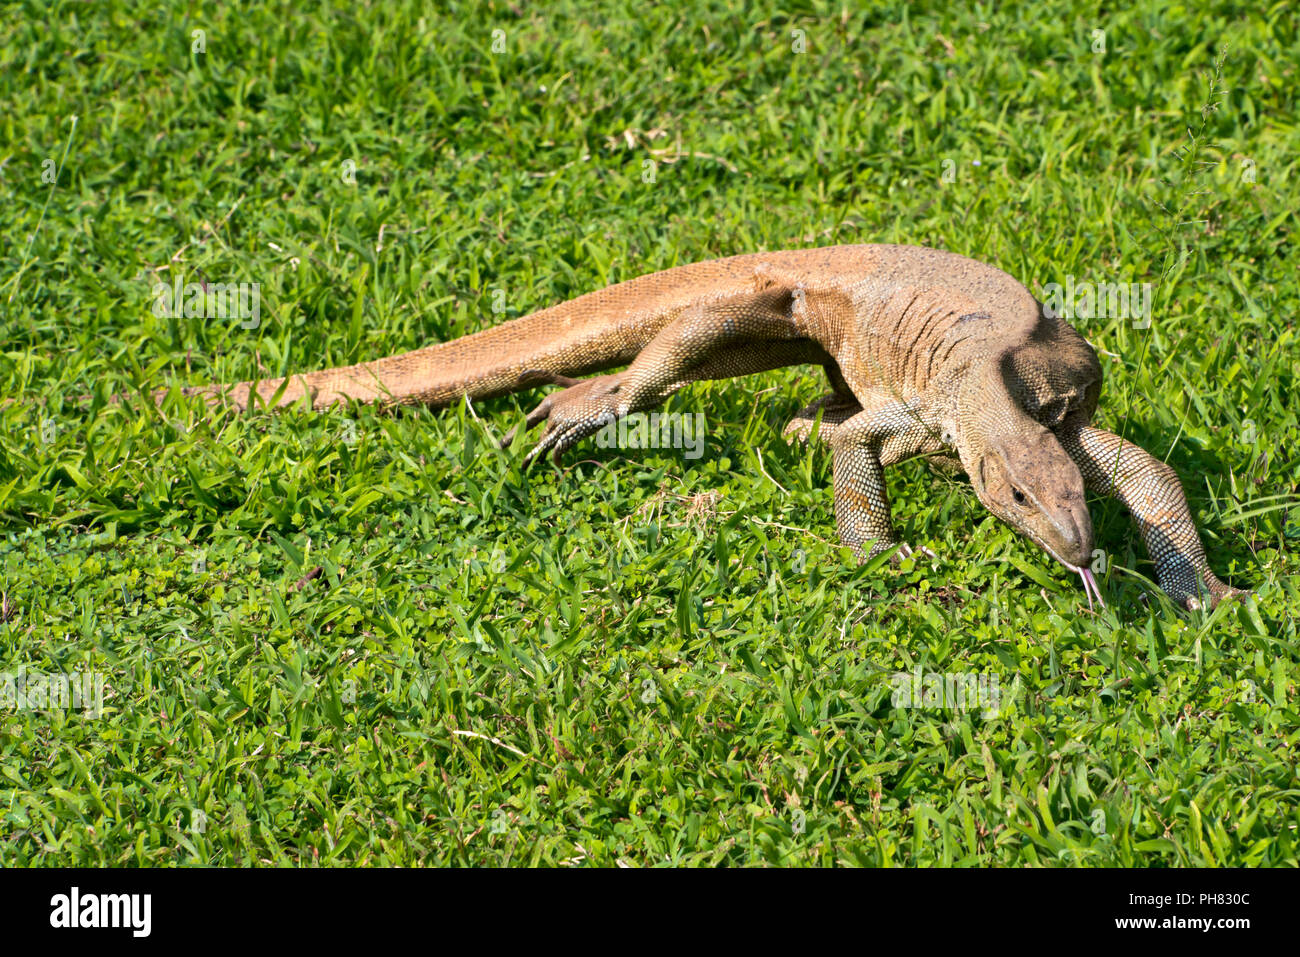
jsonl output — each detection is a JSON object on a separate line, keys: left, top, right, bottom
{"left": 180, "top": 309, "right": 649, "bottom": 412}
{"left": 176, "top": 281, "right": 694, "bottom": 412}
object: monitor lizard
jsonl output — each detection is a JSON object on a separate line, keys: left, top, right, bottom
{"left": 175, "top": 244, "right": 1246, "bottom": 611}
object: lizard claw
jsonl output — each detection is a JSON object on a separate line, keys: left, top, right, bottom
{"left": 893, "top": 542, "right": 939, "bottom": 563}
{"left": 501, "top": 373, "right": 624, "bottom": 466}
{"left": 524, "top": 415, "right": 615, "bottom": 466}
{"left": 868, "top": 541, "right": 939, "bottom": 566}
{"left": 1183, "top": 583, "right": 1250, "bottom": 613}
{"left": 499, "top": 395, "right": 555, "bottom": 451}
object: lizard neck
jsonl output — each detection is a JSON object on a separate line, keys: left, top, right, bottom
{"left": 952, "top": 353, "right": 1041, "bottom": 484}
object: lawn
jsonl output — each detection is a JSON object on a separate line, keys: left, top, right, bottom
{"left": 1, "top": 0, "right": 1297, "bottom": 865}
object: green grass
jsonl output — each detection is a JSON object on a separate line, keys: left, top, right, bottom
{"left": 1, "top": 0, "right": 1298, "bottom": 866}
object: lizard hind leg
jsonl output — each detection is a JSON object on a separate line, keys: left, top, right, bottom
{"left": 503, "top": 285, "right": 816, "bottom": 466}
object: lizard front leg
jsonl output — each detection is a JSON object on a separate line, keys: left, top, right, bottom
{"left": 785, "top": 390, "right": 961, "bottom": 473}
{"left": 828, "top": 397, "right": 945, "bottom": 561}
{"left": 504, "top": 287, "right": 825, "bottom": 463}
{"left": 1058, "top": 421, "right": 1246, "bottom": 610}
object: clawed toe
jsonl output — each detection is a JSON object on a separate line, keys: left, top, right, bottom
{"left": 892, "top": 542, "right": 938, "bottom": 563}
{"left": 1188, "top": 584, "right": 1251, "bottom": 613}
{"left": 500, "top": 373, "right": 623, "bottom": 466}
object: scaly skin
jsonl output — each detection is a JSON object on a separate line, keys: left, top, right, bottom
{"left": 185, "top": 244, "right": 1246, "bottom": 611}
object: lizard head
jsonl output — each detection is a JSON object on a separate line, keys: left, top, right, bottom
{"left": 965, "top": 426, "right": 1093, "bottom": 566}
{"left": 955, "top": 356, "right": 1103, "bottom": 607}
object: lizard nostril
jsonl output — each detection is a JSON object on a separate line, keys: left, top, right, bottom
{"left": 1060, "top": 509, "right": 1094, "bottom": 564}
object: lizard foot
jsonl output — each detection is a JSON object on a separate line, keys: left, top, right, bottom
{"left": 1151, "top": 558, "right": 1250, "bottom": 612}
{"left": 500, "top": 373, "right": 624, "bottom": 465}
{"left": 1179, "top": 577, "right": 1250, "bottom": 613}
{"left": 890, "top": 542, "right": 939, "bottom": 564}
{"left": 853, "top": 539, "right": 937, "bottom": 565}
{"left": 782, "top": 393, "right": 862, "bottom": 444}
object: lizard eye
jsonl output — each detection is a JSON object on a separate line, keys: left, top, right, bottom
{"left": 1012, "top": 487, "right": 1027, "bottom": 506}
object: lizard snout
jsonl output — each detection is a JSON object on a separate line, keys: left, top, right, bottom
{"left": 1044, "top": 503, "right": 1094, "bottom": 570}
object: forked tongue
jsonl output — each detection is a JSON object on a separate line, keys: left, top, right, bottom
{"left": 1078, "top": 566, "right": 1105, "bottom": 611}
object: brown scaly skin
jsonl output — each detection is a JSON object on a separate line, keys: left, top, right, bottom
{"left": 184, "top": 244, "right": 1246, "bottom": 611}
